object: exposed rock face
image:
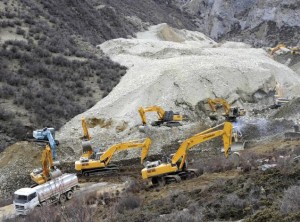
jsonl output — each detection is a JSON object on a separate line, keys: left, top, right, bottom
{"left": 57, "top": 24, "right": 300, "bottom": 159}
{"left": 173, "top": 0, "right": 300, "bottom": 46}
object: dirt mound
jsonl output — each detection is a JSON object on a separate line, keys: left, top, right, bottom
{"left": 0, "top": 142, "right": 40, "bottom": 198}
{"left": 0, "top": 141, "right": 76, "bottom": 198}
{"left": 56, "top": 24, "right": 300, "bottom": 160}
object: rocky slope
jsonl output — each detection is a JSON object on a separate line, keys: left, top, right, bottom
{"left": 57, "top": 24, "right": 300, "bottom": 160}
{"left": 173, "top": 0, "right": 300, "bottom": 46}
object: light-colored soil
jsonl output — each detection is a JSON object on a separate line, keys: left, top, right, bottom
{"left": 0, "top": 204, "right": 15, "bottom": 220}
{"left": 141, "top": 170, "right": 239, "bottom": 204}
{"left": 0, "top": 28, "right": 27, "bottom": 43}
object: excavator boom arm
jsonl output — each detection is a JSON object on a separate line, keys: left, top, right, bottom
{"left": 44, "top": 130, "right": 57, "bottom": 160}
{"left": 99, "top": 138, "right": 152, "bottom": 165}
{"left": 171, "top": 122, "right": 232, "bottom": 169}
{"left": 81, "top": 117, "right": 91, "bottom": 140}
{"left": 207, "top": 98, "right": 231, "bottom": 115}
{"left": 138, "top": 106, "right": 166, "bottom": 125}
{"left": 41, "top": 145, "right": 54, "bottom": 178}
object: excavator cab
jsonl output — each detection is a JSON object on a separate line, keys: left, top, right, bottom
{"left": 145, "top": 160, "right": 162, "bottom": 169}
{"left": 227, "top": 107, "right": 246, "bottom": 122}
{"left": 95, "top": 152, "right": 105, "bottom": 161}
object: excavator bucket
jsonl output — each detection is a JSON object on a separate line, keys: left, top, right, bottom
{"left": 221, "top": 142, "right": 245, "bottom": 155}
{"left": 230, "top": 141, "right": 245, "bottom": 152}
{"left": 231, "top": 126, "right": 245, "bottom": 152}
{"left": 82, "top": 141, "right": 92, "bottom": 152}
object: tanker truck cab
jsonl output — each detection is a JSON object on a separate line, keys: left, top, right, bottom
{"left": 14, "top": 188, "right": 39, "bottom": 215}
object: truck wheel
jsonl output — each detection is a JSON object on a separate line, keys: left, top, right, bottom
{"left": 83, "top": 172, "right": 89, "bottom": 177}
{"left": 66, "top": 191, "right": 73, "bottom": 200}
{"left": 59, "top": 194, "right": 67, "bottom": 204}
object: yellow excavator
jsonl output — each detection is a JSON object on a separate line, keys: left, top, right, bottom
{"left": 80, "top": 117, "right": 94, "bottom": 159}
{"left": 75, "top": 138, "right": 152, "bottom": 176}
{"left": 30, "top": 144, "right": 62, "bottom": 185}
{"left": 290, "top": 46, "right": 300, "bottom": 55}
{"left": 269, "top": 43, "right": 287, "bottom": 55}
{"left": 81, "top": 117, "right": 91, "bottom": 141}
{"left": 138, "top": 106, "right": 183, "bottom": 127}
{"left": 207, "top": 98, "right": 246, "bottom": 122}
{"left": 269, "top": 43, "right": 300, "bottom": 55}
{"left": 141, "top": 122, "right": 232, "bottom": 185}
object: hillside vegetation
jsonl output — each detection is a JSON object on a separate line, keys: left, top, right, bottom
{"left": 0, "top": 0, "right": 195, "bottom": 151}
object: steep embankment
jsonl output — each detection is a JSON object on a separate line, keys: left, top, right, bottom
{"left": 57, "top": 24, "right": 300, "bottom": 159}
{"left": 173, "top": 0, "right": 300, "bottom": 46}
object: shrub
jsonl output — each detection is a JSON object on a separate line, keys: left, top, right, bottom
{"left": 0, "top": 0, "right": 128, "bottom": 154}
{"left": 0, "top": 85, "right": 15, "bottom": 99}
{"left": 115, "top": 194, "right": 142, "bottom": 214}
{"left": 280, "top": 185, "right": 300, "bottom": 214}
{"left": 0, "top": 107, "right": 14, "bottom": 120}
{"left": 154, "top": 210, "right": 204, "bottom": 222}
{"left": 0, "top": 197, "right": 12, "bottom": 208}
{"left": 16, "top": 27, "right": 25, "bottom": 35}
{"left": 194, "top": 155, "right": 235, "bottom": 173}
{"left": 125, "top": 179, "right": 143, "bottom": 193}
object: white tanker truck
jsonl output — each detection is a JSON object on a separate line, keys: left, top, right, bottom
{"left": 13, "top": 174, "right": 79, "bottom": 215}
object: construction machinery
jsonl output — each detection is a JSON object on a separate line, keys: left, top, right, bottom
{"left": 141, "top": 122, "right": 232, "bottom": 185}
{"left": 269, "top": 43, "right": 287, "bottom": 55}
{"left": 75, "top": 138, "right": 152, "bottom": 176}
{"left": 81, "top": 117, "right": 91, "bottom": 141}
{"left": 269, "top": 43, "right": 300, "bottom": 56}
{"left": 207, "top": 98, "right": 246, "bottom": 122}
{"left": 14, "top": 174, "right": 79, "bottom": 215}
{"left": 32, "top": 128, "right": 58, "bottom": 160}
{"left": 138, "top": 106, "right": 183, "bottom": 127}
{"left": 290, "top": 46, "right": 300, "bottom": 55}
{"left": 270, "top": 82, "right": 290, "bottom": 108}
{"left": 30, "top": 144, "right": 62, "bottom": 185}
{"left": 80, "top": 117, "right": 94, "bottom": 160}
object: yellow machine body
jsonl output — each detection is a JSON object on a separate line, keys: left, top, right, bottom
{"left": 75, "top": 138, "right": 152, "bottom": 173}
{"left": 141, "top": 122, "right": 232, "bottom": 180}
{"left": 138, "top": 106, "right": 183, "bottom": 126}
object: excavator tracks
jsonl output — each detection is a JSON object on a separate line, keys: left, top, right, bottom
{"left": 151, "top": 169, "right": 200, "bottom": 186}
{"left": 151, "top": 121, "right": 182, "bottom": 127}
{"left": 79, "top": 164, "right": 120, "bottom": 177}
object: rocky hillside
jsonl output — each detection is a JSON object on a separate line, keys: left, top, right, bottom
{"left": 0, "top": 0, "right": 196, "bottom": 152}
{"left": 173, "top": 0, "right": 300, "bottom": 46}
{"left": 1, "top": 0, "right": 300, "bottom": 152}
